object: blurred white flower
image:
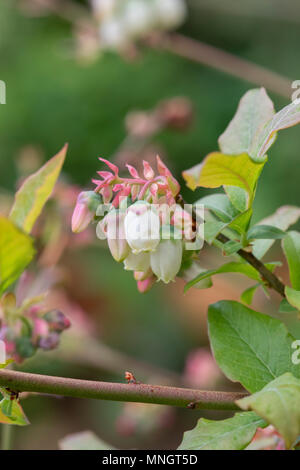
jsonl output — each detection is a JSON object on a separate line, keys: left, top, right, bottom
{"left": 123, "top": 0, "right": 155, "bottom": 37}
{"left": 154, "top": 0, "right": 187, "bottom": 29}
{"left": 91, "top": 0, "right": 116, "bottom": 19}
{"left": 99, "top": 18, "right": 127, "bottom": 49}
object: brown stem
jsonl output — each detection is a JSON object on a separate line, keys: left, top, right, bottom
{"left": 156, "top": 33, "right": 292, "bottom": 99}
{"left": 0, "top": 369, "right": 246, "bottom": 411}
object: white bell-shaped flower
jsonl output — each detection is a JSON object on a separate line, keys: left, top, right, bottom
{"left": 124, "top": 251, "right": 151, "bottom": 272}
{"left": 124, "top": 201, "right": 160, "bottom": 254}
{"left": 150, "top": 238, "right": 183, "bottom": 283}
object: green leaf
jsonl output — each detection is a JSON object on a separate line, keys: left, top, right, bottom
{"left": 208, "top": 300, "right": 300, "bottom": 393}
{"left": 0, "top": 394, "right": 29, "bottom": 426}
{"left": 247, "top": 224, "right": 286, "bottom": 241}
{"left": 59, "top": 431, "right": 115, "bottom": 450}
{"left": 252, "top": 206, "right": 300, "bottom": 259}
{"left": 241, "top": 284, "right": 259, "bottom": 306}
{"left": 250, "top": 101, "right": 300, "bottom": 162}
{"left": 182, "top": 153, "right": 265, "bottom": 206}
{"left": 282, "top": 231, "right": 300, "bottom": 290}
{"left": 224, "top": 186, "right": 247, "bottom": 212}
{"left": 237, "top": 373, "right": 300, "bottom": 449}
{"left": 204, "top": 220, "right": 227, "bottom": 244}
{"left": 178, "top": 412, "right": 266, "bottom": 450}
{"left": 196, "top": 194, "right": 240, "bottom": 223}
{"left": 9, "top": 144, "right": 67, "bottom": 234}
{"left": 222, "top": 240, "right": 243, "bottom": 256}
{"left": 219, "top": 88, "right": 275, "bottom": 157}
{"left": 227, "top": 208, "right": 252, "bottom": 235}
{"left": 184, "top": 262, "right": 277, "bottom": 293}
{"left": 0, "top": 216, "right": 35, "bottom": 295}
{"left": 279, "top": 298, "right": 298, "bottom": 313}
{"left": 285, "top": 286, "right": 300, "bottom": 310}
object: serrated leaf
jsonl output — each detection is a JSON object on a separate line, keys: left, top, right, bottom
{"left": 285, "top": 286, "right": 300, "bottom": 310}
{"left": 237, "top": 373, "right": 300, "bottom": 449}
{"left": 247, "top": 224, "right": 286, "bottom": 241}
{"left": 251, "top": 101, "right": 300, "bottom": 162}
{"left": 219, "top": 88, "right": 275, "bottom": 157}
{"left": 208, "top": 300, "right": 300, "bottom": 393}
{"left": 0, "top": 217, "right": 35, "bottom": 295}
{"left": 183, "top": 153, "right": 265, "bottom": 206}
{"left": 184, "top": 262, "right": 277, "bottom": 293}
{"left": 59, "top": 431, "right": 115, "bottom": 450}
{"left": 282, "top": 231, "right": 300, "bottom": 290}
{"left": 178, "top": 412, "right": 266, "bottom": 450}
{"left": 252, "top": 206, "right": 300, "bottom": 259}
{"left": 9, "top": 144, "right": 67, "bottom": 234}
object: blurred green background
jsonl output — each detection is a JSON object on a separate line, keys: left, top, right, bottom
{"left": 0, "top": 0, "right": 300, "bottom": 450}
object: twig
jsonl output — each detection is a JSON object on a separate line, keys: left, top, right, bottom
{"left": 155, "top": 33, "right": 292, "bottom": 99}
{"left": 0, "top": 369, "right": 246, "bottom": 411}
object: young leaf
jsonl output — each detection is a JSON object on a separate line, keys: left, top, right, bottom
{"left": 59, "top": 431, "right": 115, "bottom": 450}
{"left": 208, "top": 300, "right": 300, "bottom": 393}
{"left": 247, "top": 224, "right": 286, "bottom": 241}
{"left": 282, "top": 231, "right": 300, "bottom": 290}
{"left": 240, "top": 284, "right": 259, "bottom": 306}
{"left": 0, "top": 393, "right": 29, "bottom": 426}
{"left": 279, "top": 298, "right": 298, "bottom": 313}
{"left": 285, "top": 286, "right": 300, "bottom": 311}
{"left": 196, "top": 194, "right": 240, "bottom": 223}
{"left": 0, "top": 216, "right": 35, "bottom": 295}
{"left": 252, "top": 206, "right": 300, "bottom": 259}
{"left": 204, "top": 220, "right": 227, "bottom": 244}
{"left": 224, "top": 186, "right": 247, "bottom": 212}
{"left": 178, "top": 412, "right": 266, "bottom": 450}
{"left": 222, "top": 240, "right": 243, "bottom": 256}
{"left": 219, "top": 88, "right": 275, "bottom": 157}
{"left": 250, "top": 101, "right": 300, "bottom": 162}
{"left": 237, "top": 373, "right": 300, "bottom": 449}
{"left": 9, "top": 144, "right": 68, "bottom": 234}
{"left": 183, "top": 153, "right": 265, "bottom": 206}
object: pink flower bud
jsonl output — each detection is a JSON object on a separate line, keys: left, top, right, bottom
{"left": 33, "top": 318, "right": 49, "bottom": 340}
{"left": 143, "top": 160, "right": 155, "bottom": 180}
{"left": 137, "top": 276, "right": 156, "bottom": 293}
{"left": 156, "top": 155, "right": 180, "bottom": 197}
{"left": 134, "top": 268, "right": 152, "bottom": 281}
{"left": 72, "top": 191, "right": 102, "bottom": 233}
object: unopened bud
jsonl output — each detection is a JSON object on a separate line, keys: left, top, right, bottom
{"left": 137, "top": 276, "right": 156, "bottom": 293}
{"left": 72, "top": 191, "right": 102, "bottom": 233}
{"left": 106, "top": 210, "right": 130, "bottom": 262}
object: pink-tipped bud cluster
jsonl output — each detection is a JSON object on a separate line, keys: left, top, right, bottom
{"left": 0, "top": 293, "right": 70, "bottom": 363}
{"left": 72, "top": 156, "right": 201, "bottom": 292}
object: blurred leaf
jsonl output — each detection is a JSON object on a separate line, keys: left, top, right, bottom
{"left": 204, "top": 220, "right": 227, "bottom": 244}
{"left": 222, "top": 240, "right": 243, "bottom": 255}
{"left": 285, "top": 286, "right": 300, "bottom": 310}
{"left": 282, "top": 231, "right": 300, "bottom": 290}
{"left": 183, "top": 153, "right": 265, "bottom": 205}
{"left": 178, "top": 412, "right": 265, "bottom": 450}
{"left": 252, "top": 206, "right": 300, "bottom": 259}
{"left": 237, "top": 373, "right": 300, "bottom": 449}
{"left": 0, "top": 360, "right": 14, "bottom": 369}
{"left": 247, "top": 224, "right": 286, "bottom": 241}
{"left": 240, "top": 284, "right": 259, "bottom": 305}
{"left": 196, "top": 194, "right": 240, "bottom": 223}
{"left": 59, "top": 431, "right": 115, "bottom": 450}
{"left": 251, "top": 101, "right": 300, "bottom": 162}
{"left": 0, "top": 216, "right": 35, "bottom": 295}
{"left": 184, "top": 261, "right": 278, "bottom": 293}
{"left": 208, "top": 300, "right": 300, "bottom": 393}
{"left": 219, "top": 88, "right": 274, "bottom": 157}
{"left": 9, "top": 144, "right": 67, "bottom": 234}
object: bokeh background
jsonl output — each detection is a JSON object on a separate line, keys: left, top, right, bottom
{"left": 0, "top": 0, "right": 300, "bottom": 449}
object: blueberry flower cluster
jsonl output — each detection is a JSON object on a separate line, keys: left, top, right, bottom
{"left": 0, "top": 292, "right": 70, "bottom": 363}
{"left": 91, "top": 0, "right": 187, "bottom": 50}
{"left": 72, "top": 156, "right": 201, "bottom": 292}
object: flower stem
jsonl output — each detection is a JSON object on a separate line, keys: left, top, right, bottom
{"left": 1, "top": 424, "right": 14, "bottom": 451}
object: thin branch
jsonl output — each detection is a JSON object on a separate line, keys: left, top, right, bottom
{"left": 216, "top": 233, "right": 286, "bottom": 297}
{"left": 0, "top": 369, "right": 246, "bottom": 411}
{"left": 155, "top": 33, "right": 292, "bottom": 99}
